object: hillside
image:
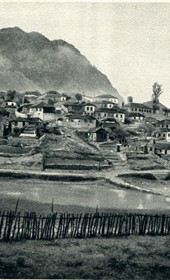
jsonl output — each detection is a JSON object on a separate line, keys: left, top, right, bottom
{"left": 0, "top": 27, "right": 123, "bottom": 101}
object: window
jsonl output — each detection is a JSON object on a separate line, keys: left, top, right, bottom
{"left": 90, "top": 107, "right": 93, "bottom": 111}
{"left": 116, "top": 114, "right": 118, "bottom": 118}
{"left": 120, "top": 114, "right": 123, "bottom": 118}
{"left": 86, "top": 106, "right": 89, "bottom": 111}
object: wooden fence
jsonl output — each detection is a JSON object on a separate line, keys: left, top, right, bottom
{"left": 0, "top": 211, "right": 170, "bottom": 241}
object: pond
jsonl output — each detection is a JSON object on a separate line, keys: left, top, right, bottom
{"left": 0, "top": 177, "right": 169, "bottom": 212}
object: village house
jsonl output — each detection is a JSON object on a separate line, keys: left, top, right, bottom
{"left": 15, "top": 102, "right": 57, "bottom": 123}
{"left": 101, "top": 118, "right": 118, "bottom": 129}
{"left": 65, "top": 114, "right": 96, "bottom": 130}
{"left": 3, "top": 100, "right": 17, "bottom": 108}
{"left": 63, "top": 100, "right": 84, "bottom": 114}
{"left": 23, "top": 91, "right": 41, "bottom": 103}
{"left": 94, "top": 94, "right": 119, "bottom": 105}
{"left": 28, "top": 102, "right": 56, "bottom": 122}
{"left": 95, "top": 100, "right": 118, "bottom": 110}
{"left": 163, "top": 108, "right": 170, "bottom": 117}
{"left": 60, "top": 93, "right": 71, "bottom": 102}
{"left": 126, "top": 112, "right": 145, "bottom": 123}
{"left": 143, "top": 100, "right": 167, "bottom": 115}
{"left": 124, "top": 96, "right": 153, "bottom": 115}
{"left": 95, "top": 108, "right": 125, "bottom": 123}
{"left": 148, "top": 142, "right": 170, "bottom": 156}
{"left": 155, "top": 119, "right": 170, "bottom": 129}
{"left": 10, "top": 117, "right": 42, "bottom": 134}
{"left": 64, "top": 100, "right": 96, "bottom": 116}
{"left": 37, "top": 91, "right": 67, "bottom": 104}
{"left": 124, "top": 102, "right": 153, "bottom": 114}
{"left": 88, "top": 127, "right": 109, "bottom": 142}
{"left": 152, "top": 128, "right": 170, "bottom": 142}
{"left": 83, "top": 103, "right": 96, "bottom": 116}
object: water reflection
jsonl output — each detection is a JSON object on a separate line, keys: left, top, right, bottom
{"left": 0, "top": 178, "right": 169, "bottom": 210}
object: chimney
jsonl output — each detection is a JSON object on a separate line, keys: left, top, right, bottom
{"left": 127, "top": 96, "right": 133, "bottom": 104}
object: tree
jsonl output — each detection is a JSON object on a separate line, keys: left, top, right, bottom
{"left": 110, "top": 127, "right": 129, "bottom": 144}
{"left": 138, "top": 122, "right": 156, "bottom": 136}
{"left": 6, "top": 90, "right": 16, "bottom": 101}
{"left": 75, "top": 93, "right": 82, "bottom": 102}
{"left": 152, "top": 83, "right": 163, "bottom": 113}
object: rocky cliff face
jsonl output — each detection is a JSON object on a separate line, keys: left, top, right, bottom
{"left": 0, "top": 27, "right": 122, "bottom": 101}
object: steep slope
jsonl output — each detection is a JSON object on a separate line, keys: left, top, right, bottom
{"left": 0, "top": 27, "right": 123, "bottom": 101}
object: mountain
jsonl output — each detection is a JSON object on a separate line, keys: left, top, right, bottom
{"left": 0, "top": 27, "right": 123, "bottom": 102}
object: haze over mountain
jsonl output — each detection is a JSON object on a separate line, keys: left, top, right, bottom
{"left": 0, "top": 27, "right": 123, "bottom": 102}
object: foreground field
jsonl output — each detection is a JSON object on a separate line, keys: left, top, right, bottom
{"left": 0, "top": 236, "right": 169, "bottom": 279}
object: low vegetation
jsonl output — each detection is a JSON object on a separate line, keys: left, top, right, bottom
{"left": 0, "top": 236, "right": 169, "bottom": 279}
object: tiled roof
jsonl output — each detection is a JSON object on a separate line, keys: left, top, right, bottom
{"left": 88, "top": 127, "right": 107, "bottom": 133}
{"left": 154, "top": 142, "right": 170, "bottom": 149}
{"left": 31, "top": 102, "right": 54, "bottom": 108}
{"left": 66, "top": 114, "right": 96, "bottom": 120}
{"left": 125, "top": 102, "right": 151, "bottom": 109}
{"left": 95, "top": 94, "right": 118, "bottom": 99}
{"left": 127, "top": 112, "right": 144, "bottom": 117}
{"left": 11, "top": 117, "right": 42, "bottom": 122}
{"left": 95, "top": 107, "right": 125, "bottom": 113}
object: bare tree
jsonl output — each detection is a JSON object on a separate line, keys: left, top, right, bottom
{"left": 152, "top": 83, "right": 163, "bottom": 113}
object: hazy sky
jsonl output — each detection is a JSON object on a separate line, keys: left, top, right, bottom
{"left": 0, "top": 2, "right": 170, "bottom": 105}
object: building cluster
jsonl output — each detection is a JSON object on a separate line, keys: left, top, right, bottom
{"left": 0, "top": 89, "right": 170, "bottom": 157}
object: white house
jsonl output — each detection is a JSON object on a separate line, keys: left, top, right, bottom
{"left": 29, "top": 102, "right": 56, "bottom": 122}
{"left": 94, "top": 94, "right": 119, "bottom": 104}
{"left": 83, "top": 103, "right": 96, "bottom": 116}
{"left": 95, "top": 108, "right": 125, "bottom": 123}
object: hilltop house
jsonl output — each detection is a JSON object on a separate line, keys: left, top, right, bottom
{"left": 124, "top": 102, "right": 153, "bottom": 114}
{"left": 94, "top": 94, "right": 119, "bottom": 105}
